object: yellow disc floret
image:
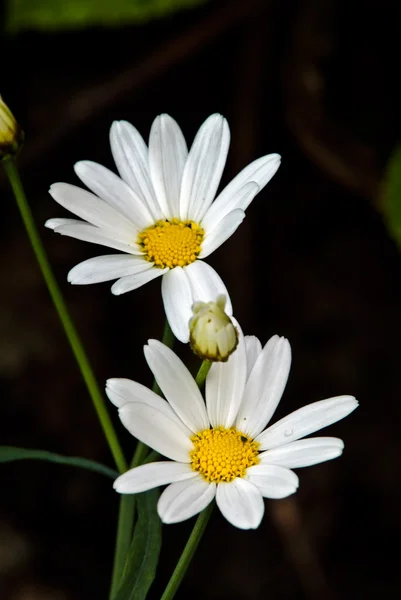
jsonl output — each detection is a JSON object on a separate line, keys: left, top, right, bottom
{"left": 190, "top": 427, "right": 260, "bottom": 483}
{"left": 137, "top": 218, "right": 204, "bottom": 269}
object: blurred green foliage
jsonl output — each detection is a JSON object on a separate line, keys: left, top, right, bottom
{"left": 383, "top": 145, "right": 401, "bottom": 249}
{"left": 6, "top": 0, "right": 206, "bottom": 32}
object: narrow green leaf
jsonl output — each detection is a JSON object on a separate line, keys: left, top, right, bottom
{"left": 383, "top": 144, "right": 401, "bottom": 249}
{"left": 115, "top": 488, "right": 162, "bottom": 600}
{"left": 6, "top": 0, "right": 206, "bottom": 32}
{"left": 0, "top": 446, "right": 118, "bottom": 479}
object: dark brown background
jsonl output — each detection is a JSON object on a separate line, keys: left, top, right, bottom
{"left": 1, "top": 0, "right": 400, "bottom": 598}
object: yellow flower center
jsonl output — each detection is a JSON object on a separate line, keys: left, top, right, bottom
{"left": 137, "top": 218, "right": 204, "bottom": 269}
{"left": 190, "top": 427, "right": 260, "bottom": 483}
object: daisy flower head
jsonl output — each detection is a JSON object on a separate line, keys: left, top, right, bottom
{"left": 45, "top": 114, "right": 280, "bottom": 342}
{"left": 106, "top": 331, "right": 358, "bottom": 530}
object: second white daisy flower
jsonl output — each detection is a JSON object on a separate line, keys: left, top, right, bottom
{"left": 106, "top": 332, "right": 358, "bottom": 530}
{"left": 46, "top": 114, "right": 280, "bottom": 342}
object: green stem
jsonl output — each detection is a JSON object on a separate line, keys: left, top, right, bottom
{"left": 195, "top": 360, "right": 212, "bottom": 387}
{"left": 2, "top": 158, "right": 127, "bottom": 473}
{"left": 160, "top": 503, "right": 214, "bottom": 600}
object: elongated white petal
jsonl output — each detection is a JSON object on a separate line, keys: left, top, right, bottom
{"left": 158, "top": 476, "right": 216, "bottom": 524}
{"left": 259, "top": 437, "right": 344, "bottom": 468}
{"left": 67, "top": 255, "right": 152, "bottom": 285}
{"left": 45, "top": 218, "right": 82, "bottom": 230}
{"left": 245, "top": 464, "right": 299, "bottom": 499}
{"left": 118, "top": 401, "right": 192, "bottom": 462}
{"left": 199, "top": 209, "right": 245, "bottom": 259}
{"left": 110, "top": 120, "right": 163, "bottom": 220}
{"left": 244, "top": 336, "right": 262, "bottom": 379}
{"left": 53, "top": 222, "right": 141, "bottom": 255}
{"left": 106, "top": 377, "right": 159, "bottom": 408}
{"left": 180, "top": 114, "right": 230, "bottom": 222}
{"left": 49, "top": 183, "right": 135, "bottom": 239}
{"left": 144, "top": 340, "right": 209, "bottom": 432}
{"left": 256, "top": 396, "right": 358, "bottom": 451}
{"left": 206, "top": 320, "right": 247, "bottom": 428}
{"left": 216, "top": 478, "right": 264, "bottom": 530}
{"left": 236, "top": 335, "right": 291, "bottom": 438}
{"left": 184, "top": 261, "right": 233, "bottom": 316}
{"left": 113, "top": 461, "right": 196, "bottom": 494}
{"left": 111, "top": 266, "right": 167, "bottom": 295}
{"left": 161, "top": 267, "right": 193, "bottom": 343}
{"left": 149, "top": 114, "right": 188, "bottom": 219}
{"left": 206, "top": 153, "right": 281, "bottom": 226}
{"left": 201, "top": 181, "right": 259, "bottom": 234}
{"left": 74, "top": 160, "right": 153, "bottom": 229}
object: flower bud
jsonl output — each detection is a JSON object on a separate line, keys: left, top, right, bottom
{"left": 0, "top": 95, "right": 24, "bottom": 160}
{"left": 189, "top": 295, "right": 238, "bottom": 362}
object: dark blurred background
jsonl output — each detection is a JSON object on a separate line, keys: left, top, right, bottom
{"left": 1, "top": 0, "right": 401, "bottom": 598}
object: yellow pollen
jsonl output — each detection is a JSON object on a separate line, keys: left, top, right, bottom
{"left": 137, "top": 218, "right": 204, "bottom": 269}
{"left": 190, "top": 427, "right": 260, "bottom": 483}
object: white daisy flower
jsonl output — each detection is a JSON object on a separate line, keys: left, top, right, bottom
{"left": 45, "top": 114, "right": 280, "bottom": 343}
{"left": 106, "top": 332, "right": 358, "bottom": 530}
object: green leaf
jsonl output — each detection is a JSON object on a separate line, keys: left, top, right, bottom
{"left": 0, "top": 446, "right": 119, "bottom": 479}
{"left": 6, "top": 0, "right": 206, "bottom": 32}
{"left": 115, "top": 488, "right": 162, "bottom": 600}
{"left": 383, "top": 144, "right": 401, "bottom": 249}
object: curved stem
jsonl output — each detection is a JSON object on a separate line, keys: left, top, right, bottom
{"left": 2, "top": 158, "right": 127, "bottom": 473}
{"left": 160, "top": 503, "right": 214, "bottom": 600}
{"left": 195, "top": 360, "right": 212, "bottom": 387}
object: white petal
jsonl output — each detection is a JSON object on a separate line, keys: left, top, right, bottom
{"left": 53, "top": 222, "right": 141, "bottom": 255}
{"left": 113, "top": 461, "right": 196, "bottom": 494}
{"left": 74, "top": 160, "right": 153, "bottom": 229}
{"left": 67, "top": 255, "right": 152, "bottom": 285}
{"left": 106, "top": 377, "right": 162, "bottom": 408}
{"left": 149, "top": 114, "right": 188, "bottom": 219}
{"left": 45, "top": 218, "right": 82, "bottom": 230}
{"left": 49, "top": 183, "right": 136, "bottom": 239}
{"left": 110, "top": 120, "right": 164, "bottom": 220}
{"left": 144, "top": 340, "right": 209, "bottom": 432}
{"left": 236, "top": 335, "right": 291, "bottom": 438}
{"left": 184, "top": 261, "right": 233, "bottom": 316}
{"left": 180, "top": 114, "right": 230, "bottom": 222}
{"left": 246, "top": 464, "right": 299, "bottom": 499}
{"left": 256, "top": 396, "right": 359, "bottom": 451}
{"left": 216, "top": 478, "right": 264, "bottom": 530}
{"left": 205, "top": 320, "right": 247, "bottom": 428}
{"left": 111, "top": 266, "right": 168, "bottom": 295}
{"left": 118, "top": 401, "right": 192, "bottom": 463}
{"left": 161, "top": 267, "right": 193, "bottom": 343}
{"left": 201, "top": 181, "right": 259, "bottom": 234}
{"left": 204, "top": 153, "right": 281, "bottom": 229}
{"left": 158, "top": 476, "right": 216, "bottom": 524}
{"left": 199, "top": 209, "right": 245, "bottom": 259}
{"left": 259, "top": 437, "right": 345, "bottom": 468}
{"left": 244, "top": 336, "right": 262, "bottom": 379}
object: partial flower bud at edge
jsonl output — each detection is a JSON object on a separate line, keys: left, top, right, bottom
{"left": 0, "top": 95, "right": 24, "bottom": 160}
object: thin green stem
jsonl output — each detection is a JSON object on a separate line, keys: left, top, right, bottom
{"left": 195, "top": 360, "right": 212, "bottom": 387}
{"left": 2, "top": 158, "right": 127, "bottom": 473}
{"left": 160, "top": 503, "right": 214, "bottom": 600}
